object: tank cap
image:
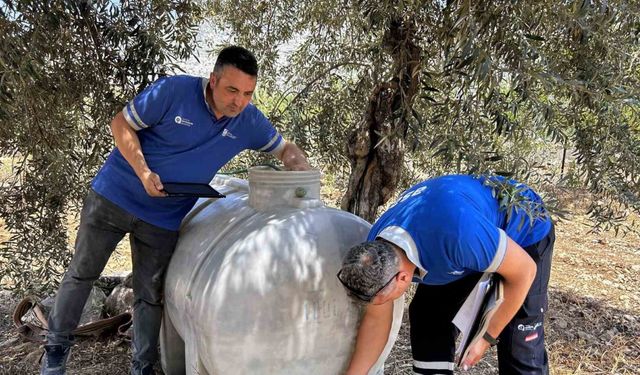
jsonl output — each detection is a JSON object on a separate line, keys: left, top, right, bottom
{"left": 295, "top": 187, "right": 307, "bottom": 198}
{"left": 248, "top": 167, "right": 321, "bottom": 210}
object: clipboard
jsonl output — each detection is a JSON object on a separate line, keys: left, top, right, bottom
{"left": 161, "top": 182, "right": 226, "bottom": 198}
{"left": 453, "top": 273, "right": 504, "bottom": 365}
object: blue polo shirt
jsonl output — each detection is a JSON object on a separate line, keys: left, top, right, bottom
{"left": 368, "top": 175, "right": 552, "bottom": 285}
{"left": 92, "top": 75, "right": 284, "bottom": 230}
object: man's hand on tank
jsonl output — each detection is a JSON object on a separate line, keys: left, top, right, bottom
{"left": 278, "top": 142, "right": 311, "bottom": 171}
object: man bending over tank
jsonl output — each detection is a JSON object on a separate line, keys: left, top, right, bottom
{"left": 41, "top": 46, "right": 310, "bottom": 375}
{"left": 337, "top": 174, "right": 554, "bottom": 375}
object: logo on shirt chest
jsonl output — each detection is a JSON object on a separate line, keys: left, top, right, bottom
{"left": 222, "top": 128, "right": 237, "bottom": 139}
{"left": 174, "top": 116, "right": 194, "bottom": 127}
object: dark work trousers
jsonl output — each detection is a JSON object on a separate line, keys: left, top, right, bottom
{"left": 47, "top": 189, "right": 179, "bottom": 370}
{"left": 409, "top": 225, "right": 555, "bottom": 375}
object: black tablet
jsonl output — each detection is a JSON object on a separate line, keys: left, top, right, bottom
{"left": 162, "top": 182, "right": 226, "bottom": 198}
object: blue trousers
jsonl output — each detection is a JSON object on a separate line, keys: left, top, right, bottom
{"left": 47, "top": 189, "right": 179, "bottom": 370}
{"left": 409, "top": 226, "right": 555, "bottom": 375}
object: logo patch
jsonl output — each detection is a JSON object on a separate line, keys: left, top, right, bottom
{"left": 175, "top": 116, "right": 193, "bottom": 126}
{"left": 448, "top": 270, "right": 465, "bottom": 276}
{"left": 517, "top": 322, "right": 542, "bottom": 331}
{"left": 222, "top": 128, "right": 237, "bottom": 139}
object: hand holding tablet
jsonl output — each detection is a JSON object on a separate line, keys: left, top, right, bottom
{"left": 161, "top": 182, "right": 226, "bottom": 198}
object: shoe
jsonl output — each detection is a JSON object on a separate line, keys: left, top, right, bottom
{"left": 40, "top": 344, "right": 71, "bottom": 375}
{"left": 131, "top": 363, "right": 155, "bottom": 375}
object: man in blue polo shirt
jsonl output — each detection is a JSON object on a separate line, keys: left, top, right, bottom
{"left": 337, "top": 174, "right": 554, "bottom": 375}
{"left": 41, "top": 46, "right": 310, "bottom": 375}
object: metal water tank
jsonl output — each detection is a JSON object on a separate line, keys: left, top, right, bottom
{"left": 160, "top": 167, "right": 404, "bottom": 375}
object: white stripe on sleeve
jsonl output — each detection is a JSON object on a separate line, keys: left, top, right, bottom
{"left": 413, "top": 360, "right": 454, "bottom": 371}
{"left": 485, "top": 228, "right": 507, "bottom": 273}
{"left": 378, "top": 226, "right": 427, "bottom": 279}
{"left": 260, "top": 134, "right": 284, "bottom": 154}
{"left": 129, "top": 103, "right": 149, "bottom": 129}
{"left": 122, "top": 105, "right": 143, "bottom": 131}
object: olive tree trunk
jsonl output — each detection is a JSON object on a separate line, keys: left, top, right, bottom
{"left": 341, "top": 18, "right": 422, "bottom": 222}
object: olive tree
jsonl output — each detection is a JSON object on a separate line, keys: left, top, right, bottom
{"left": 208, "top": 0, "right": 639, "bottom": 226}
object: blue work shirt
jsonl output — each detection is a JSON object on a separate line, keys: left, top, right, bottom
{"left": 368, "top": 175, "right": 552, "bottom": 285}
{"left": 92, "top": 75, "right": 283, "bottom": 230}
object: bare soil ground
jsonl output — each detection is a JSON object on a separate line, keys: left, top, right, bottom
{"left": 0, "top": 190, "right": 638, "bottom": 375}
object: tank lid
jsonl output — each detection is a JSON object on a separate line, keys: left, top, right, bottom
{"left": 248, "top": 166, "right": 322, "bottom": 210}
{"left": 248, "top": 166, "right": 321, "bottom": 185}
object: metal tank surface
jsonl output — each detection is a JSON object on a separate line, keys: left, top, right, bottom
{"left": 160, "top": 167, "right": 404, "bottom": 375}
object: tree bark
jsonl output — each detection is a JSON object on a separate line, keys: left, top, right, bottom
{"left": 341, "top": 18, "right": 422, "bottom": 222}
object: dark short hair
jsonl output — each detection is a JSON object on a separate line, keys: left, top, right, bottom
{"left": 213, "top": 45, "right": 258, "bottom": 76}
{"left": 338, "top": 240, "right": 399, "bottom": 301}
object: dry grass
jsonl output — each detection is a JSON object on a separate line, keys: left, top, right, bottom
{"left": 0, "top": 157, "right": 13, "bottom": 182}
{"left": 0, "top": 219, "right": 8, "bottom": 246}
{"left": 552, "top": 214, "right": 639, "bottom": 313}
{"left": 0, "top": 157, "right": 15, "bottom": 244}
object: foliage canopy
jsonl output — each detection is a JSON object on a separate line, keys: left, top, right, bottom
{"left": 1, "top": 0, "right": 639, "bottom": 292}
{"left": 210, "top": 0, "right": 639, "bottom": 224}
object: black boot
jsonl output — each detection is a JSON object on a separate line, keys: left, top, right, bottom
{"left": 131, "top": 363, "right": 155, "bottom": 375}
{"left": 40, "top": 344, "right": 71, "bottom": 375}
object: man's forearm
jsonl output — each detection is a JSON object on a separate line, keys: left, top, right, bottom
{"left": 345, "top": 302, "right": 393, "bottom": 375}
{"left": 489, "top": 237, "right": 537, "bottom": 338}
{"left": 486, "top": 272, "right": 535, "bottom": 338}
{"left": 460, "top": 237, "right": 537, "bottom": 369}
{"left": 110, "top": 111, "right": 150, "bottom": 178}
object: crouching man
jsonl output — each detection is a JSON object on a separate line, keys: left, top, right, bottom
{"left": 337, "top": 174, "right": 554, "bottom": 375}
